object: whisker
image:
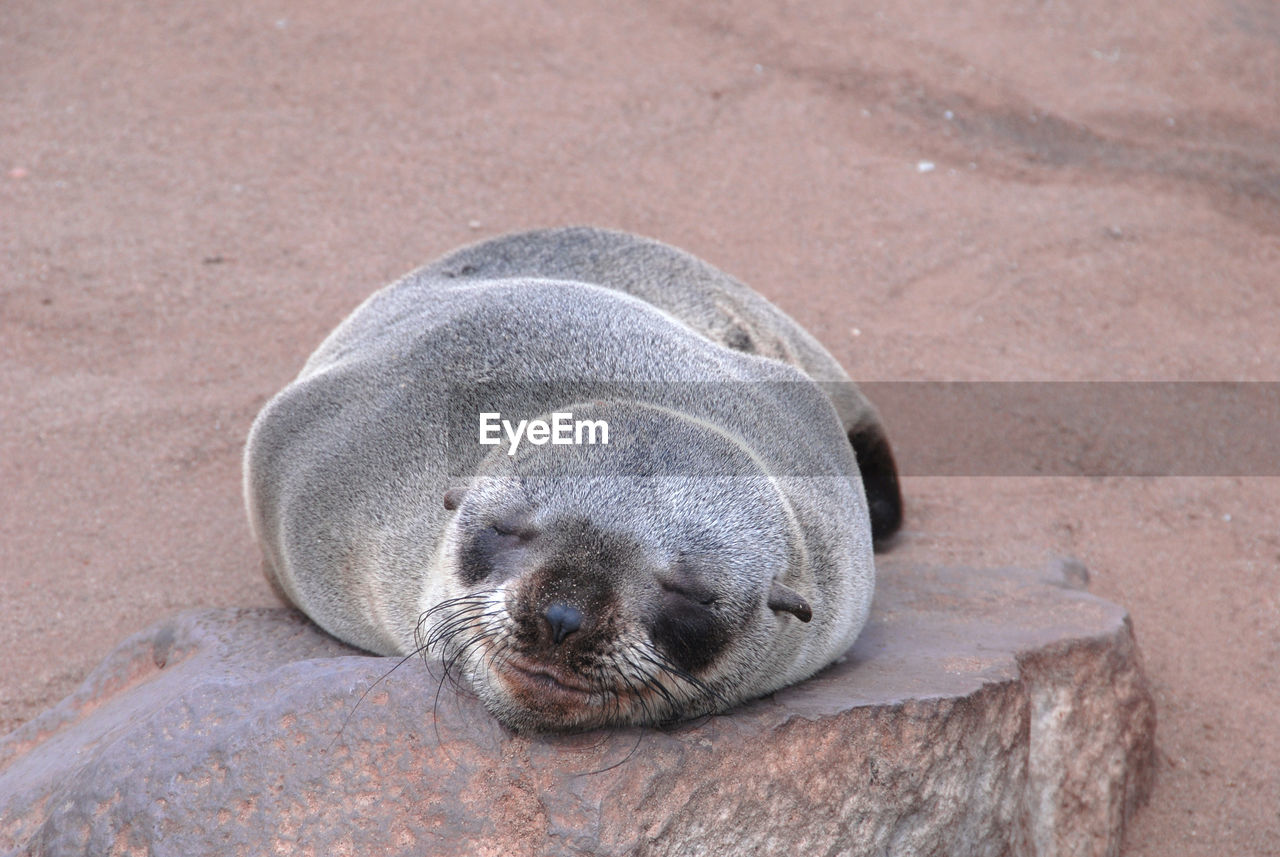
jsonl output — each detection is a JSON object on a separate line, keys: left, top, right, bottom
{"left": 578, "top": 730, "right": 645, "bottom": 777}
{"left": 325, "top": 645, "right": 425, "bottom": 753}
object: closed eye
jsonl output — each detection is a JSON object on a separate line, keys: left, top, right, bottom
{"left": 660, "top": 581, "right": 717, "bottom": 607}
{"left": 491, "top": 519, "right": 537, "bottom": 541}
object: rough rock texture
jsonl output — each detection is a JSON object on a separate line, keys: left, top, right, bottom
{"left": 0, "top": 561, "right": 1154, "bottom": 857}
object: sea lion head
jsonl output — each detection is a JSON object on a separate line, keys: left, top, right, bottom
{"left": 419, "top": 401, "right": 818, "bottom": 732}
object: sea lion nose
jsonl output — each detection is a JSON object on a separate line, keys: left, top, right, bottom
{"left": 543, "top": 602, "right": 583, "bottom": 644}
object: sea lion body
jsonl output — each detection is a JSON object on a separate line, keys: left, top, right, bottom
{"left": 244, "top": 227, "right": 901, "bottom": 731}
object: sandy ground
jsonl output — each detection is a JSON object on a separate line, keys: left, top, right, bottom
{"left": 3, "top": 0, "right": 1278, "bottom": 852}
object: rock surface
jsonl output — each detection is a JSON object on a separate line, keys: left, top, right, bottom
{"left": 0, "top": 562, "right": 1155, "bottom": 857}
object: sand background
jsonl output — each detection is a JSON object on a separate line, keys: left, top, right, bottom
{"left": 3, "top": 0, "right": 1278, "bottom": 852}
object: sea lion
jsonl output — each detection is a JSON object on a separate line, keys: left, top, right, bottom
{"left": 244, "top": 226, "right": 902, "bottom": 732}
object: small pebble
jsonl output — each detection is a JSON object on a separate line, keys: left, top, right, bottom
{"left": 916, "top": 160, "right": 936, "bottom": 173}
{"left": 1047, "top": 555, "right": 1090, "bottom": 590}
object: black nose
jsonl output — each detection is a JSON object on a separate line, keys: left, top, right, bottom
{"left": 543, "top": 602, "right": 583, "bottom": 644}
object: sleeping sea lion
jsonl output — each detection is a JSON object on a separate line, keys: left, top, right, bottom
{"left": 244, "top": 226, "right": 901, "bottom": 731}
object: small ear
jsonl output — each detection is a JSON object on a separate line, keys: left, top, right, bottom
{"left": 767, "top": 581, "right": 812, "bottom": 622}
{"left": 443, "top": 488, "right": 467, "bottom": 511}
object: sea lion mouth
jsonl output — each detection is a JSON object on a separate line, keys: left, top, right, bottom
{"left": 498, "top": 658, "right": 600, "bottom": 702}
{"left": 467, "top": 638, "right": 728, "bottom": 731}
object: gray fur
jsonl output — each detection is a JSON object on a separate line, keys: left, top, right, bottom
{"left": 244, "top": 227, "right": 892, "bottom": 730}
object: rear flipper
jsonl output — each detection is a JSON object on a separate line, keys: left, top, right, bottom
{"left": 848, "top": 421, "right": 903, "bottom": 548}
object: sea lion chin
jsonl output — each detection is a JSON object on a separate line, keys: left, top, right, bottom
{"left": 244, "top": 227, "right": 901, "bottom": 732}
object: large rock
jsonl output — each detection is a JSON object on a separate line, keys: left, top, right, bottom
{"left": 0, "top": 562, "right": 1155, "bottom": 857}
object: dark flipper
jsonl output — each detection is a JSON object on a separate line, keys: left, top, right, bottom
{"left": 848, "top": 423, "right": 904, "bottom": 548}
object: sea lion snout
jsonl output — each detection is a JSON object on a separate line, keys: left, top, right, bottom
{"left": 543, "top": 602, "right": 582, "bottom": 644}
{"left": 507, "top": 548, "right": 620, "bottom": 655}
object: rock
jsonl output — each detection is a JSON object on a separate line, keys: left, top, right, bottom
{"left": 0, "top": 563, "right": 1155, "bottom": 857}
